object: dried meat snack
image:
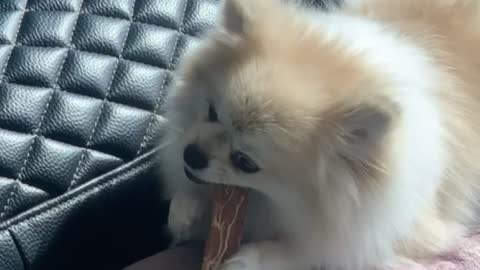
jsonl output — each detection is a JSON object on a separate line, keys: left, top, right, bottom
{"left": 201, "top": 185, "right": 248, "bottom": 270}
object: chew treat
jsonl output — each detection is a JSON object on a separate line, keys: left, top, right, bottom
{"left": 201, "top": 185, "right": 248, "bottom": 270}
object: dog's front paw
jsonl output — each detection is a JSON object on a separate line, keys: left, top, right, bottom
{"left": 168, "top": 189, "right": 208, "bottom": 244}
{"left": 220, "top": 244, "right": 263, "bottom": 270}
{"left": 220, "top": 241, "right": 299, "bottom": 270}
{"left": 382, "top": 255, "right": 422, "bottom": 269}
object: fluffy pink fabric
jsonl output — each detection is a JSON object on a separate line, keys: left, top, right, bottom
{"left": 392, "top": 231, "right": 480, "bottom": 270}
{"left": 123, "top": 234, "right": 480, "bottom": 270}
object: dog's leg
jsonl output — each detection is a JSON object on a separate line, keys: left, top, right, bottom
{"left": 396, "top": 210, "right": 466, "bottom": 260}
{"left": 220, "top": 241, "right": 306, "bottom": 270}
{"left": 168, "top": 184, "right": 210, "bottom": 245}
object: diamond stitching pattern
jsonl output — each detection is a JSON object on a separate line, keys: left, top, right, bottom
{"left": 0, "top": 0, "right": 220, "bottom": 222}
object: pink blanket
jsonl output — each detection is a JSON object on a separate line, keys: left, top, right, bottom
{"left": 123, "top": 235, "right": 480, "bottom": 270}
{"left": 393, "top": 232, "right": 480, "bottom": 270}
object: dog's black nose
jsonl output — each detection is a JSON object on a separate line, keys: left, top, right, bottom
{"left": 183, "top": 144, "right": 208, "bottom": 170}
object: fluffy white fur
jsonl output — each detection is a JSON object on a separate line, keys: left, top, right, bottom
{"left": 160, "top": 0, "right": 480, "bottom": 269}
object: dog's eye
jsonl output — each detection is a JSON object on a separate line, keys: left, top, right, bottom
{"left": 230, "top": 151, "right": 260, "bottom": 173}
{"left": 208, "top": 104, "right": 218, "bottom": 122}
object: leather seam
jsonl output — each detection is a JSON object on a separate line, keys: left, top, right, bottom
{"left": 0, "top": 127, "right": 124, "bottom": 162}
{"left": 0, "top": 0, "right": 36, "bottom": 220}
{"left": 67, "top": 0, "right": 138, "bottom": 191}
{"left": 83, "top": 11, "right": 197, "bottom": 39}
{"left": 10, "top": 9, "right": 197, "bottom": 39}
{"left": 5, "top": 80, "right": 163, "bottom": 114}
{"left": 0, "top": 2, "right": 27, "bottom": 82}
{"left": 1, "top": 0, "right": 86, "bottom": 217}
{"left": 7, "top": 229, "right": 28, "bottom": 270}
{"left": 135, "top": 0, "right": 190, "bottom": 156}
{"left": 0, "top": 182, "right": 20, "bottom": 221}
{"left": 0, "top": 147, "right": 158, "bottom": 230}
{"left": 10, "top": 38, "right": 186, "bottom": 70}
{"left": 14, "top": 0, "right": 83, "bottom": 182}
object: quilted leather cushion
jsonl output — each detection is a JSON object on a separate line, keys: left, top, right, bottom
{"left": 0, "top": 0, "right": 219, "bottom": 269}
{"left": 0, "top": 0, "right": 218, "bottom": 223}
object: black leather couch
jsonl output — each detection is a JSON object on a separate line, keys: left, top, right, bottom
{"left": 0, "top": 0, "right": 338, "bottom": 269}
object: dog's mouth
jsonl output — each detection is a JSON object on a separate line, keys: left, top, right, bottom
{"left": 184, "top": 167, "right": 207, "bottom": 185}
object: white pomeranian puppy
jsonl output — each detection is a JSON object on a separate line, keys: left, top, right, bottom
{"left": 160, "top": 0, "right": 480, "bottom": 269}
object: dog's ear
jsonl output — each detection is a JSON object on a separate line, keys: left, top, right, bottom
{"left": 219, "top": 0, "right": 255, "bottom": 36}
{"left": 331, "top": 104, "right": 395, "bottom": 179}
{"left": 336, "top": 106, "right": 392, "bottom": 152}
{"left": 220, "top": 0, "right": 279, "bottom": 36}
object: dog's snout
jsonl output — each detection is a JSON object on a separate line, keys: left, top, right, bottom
{"left": 183, "top": 144, "right": 208, "bottom": 169}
